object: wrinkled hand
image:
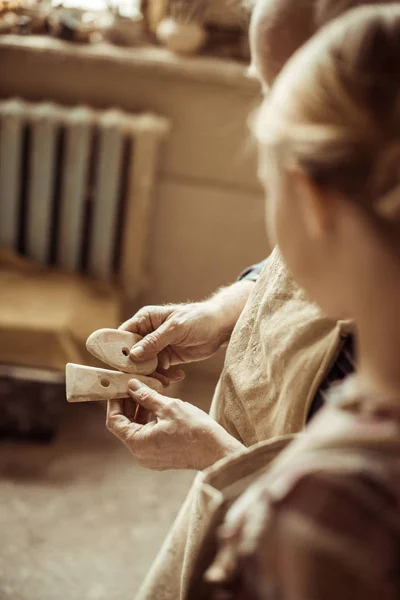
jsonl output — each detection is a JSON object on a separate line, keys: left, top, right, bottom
{"left": 120, "top": 301, "right": 233, "bottom": 373}
{"left": 106, "top": 379, "right": 244, "bottom": 471}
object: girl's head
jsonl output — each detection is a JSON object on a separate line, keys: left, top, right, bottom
{"left": 254, "top": 5, "right": 400, "bottom": 319}
{"left": 248, "top": 0, "right": 400, "bottom": 89}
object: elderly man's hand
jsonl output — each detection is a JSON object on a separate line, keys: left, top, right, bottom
{"left": 119, "top": 280, "right": 254, "bottom": 384}
{"left": 106, "top": 379, "right": 244, "bottom": 471}
{"left": 120, "top": 302, "right": 230, "bottom": 372}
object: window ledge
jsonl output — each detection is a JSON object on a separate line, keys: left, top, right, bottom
{"left": 0, "top": 35, "right": 259, "bottom": 90}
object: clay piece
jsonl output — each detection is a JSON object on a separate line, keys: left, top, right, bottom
{"left": 66, "top": 363, "right": 163, "bottom": 403}
{"left": 86, "top": 328, "right": 158, "bottom": 375}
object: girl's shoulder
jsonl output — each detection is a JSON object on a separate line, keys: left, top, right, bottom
{"left": 324, "top": 376, "right": 400, "bottom": 447}
{"left": 265, "top": 377, "right": 400, "bottom": 509}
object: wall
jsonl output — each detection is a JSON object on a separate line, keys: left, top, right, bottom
{"left": 0, "top": 36, "right": 268, "bottom": 374}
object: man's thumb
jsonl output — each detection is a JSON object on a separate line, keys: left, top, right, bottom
{"left": 130, "top": 321, "right": 176, "bottom": 360}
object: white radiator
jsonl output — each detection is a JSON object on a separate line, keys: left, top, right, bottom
{"left": 0, "top": 98, "right": 169, "bottom": 298}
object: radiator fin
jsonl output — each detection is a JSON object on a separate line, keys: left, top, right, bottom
{"left": 89, "top": 110, "right": 124, "bottom": 280}
{"left": 26, "top": 103, "right": 63, "bottom": 264}
{"left": 0, "top": 99, "right": 170, "bottom": 298}
{"left": 0, "top": 99, "right": 26, "bottom": 250}
{"left": 58, "top": 106, "right": 94, "bottom": 272}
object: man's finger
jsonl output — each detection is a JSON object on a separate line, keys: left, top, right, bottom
{"left": 158, "top": 348, "right": 171, "bottom": 371}
{"left": 107, "top": 398, "right": 125, "bottom": 420}
{"left": 119, "top": 305, "right": 178, "bottom": 335}
{"left": 134, "top": 404, "right": 151, "bottom": 425}
{"left": 151, "top": 371, "right": 171, "bottom": 388}
{"left": 151, "top": 367, "right": 185, "bottom": 388}
{"left": 106, "top": 399, "right": 142, "bottom": 438}
{"left": 119, "top": 316, "right": 141, "bottom": 333}
{"left": 130, "top": 319, "right": 180, "bottom": 361}
{"left": 128, "top": 379, "right": 170, "bottom": 417}
{"left": 123, "top": 397, "right": 138, "bottom": 422}
{"left": 158, "top": 366, "right": 186, "bottom": 383}
{"left": 135, "top": 375, "right": 164, "bottom": 394}
{"left": 119, "top": 307, "right": 157, "bottom": 335}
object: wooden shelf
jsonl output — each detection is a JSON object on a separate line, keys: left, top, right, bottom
{"left": 0, "top": 35, "right": 258, "bottom": 89}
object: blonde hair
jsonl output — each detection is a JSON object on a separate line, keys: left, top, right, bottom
{"left": 256, "top": 4, "right": 400, "bottom": 225}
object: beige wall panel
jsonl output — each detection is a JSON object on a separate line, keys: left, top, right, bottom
{"left": 141, "top": 177, "right": 268, "bottom": 305}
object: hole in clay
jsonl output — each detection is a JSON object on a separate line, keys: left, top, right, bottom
{"left": 101, "top": 379, "right": 110, "bottom": 388}
{"left": 122, "top": 348, "right": 129, "bottom": 357}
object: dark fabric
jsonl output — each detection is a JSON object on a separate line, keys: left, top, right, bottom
{"left": 237, "top": 260, "right": 267, "bottom": 283}
{"left": 308, "top": 334, "right": 355, "bottom": 421}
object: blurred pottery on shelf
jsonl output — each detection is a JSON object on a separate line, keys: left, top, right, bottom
{"left": 140, "top": 0, "right": 168, "bottom": 34}
{"left": 0, "top": 0, "right": 50, "bottom": 34}
{"left": 102, "top": 12, "right": 146, "bottom": 46}
{"left": 156, "top": 16, "right": 206, "bottom": 55}
{"left": 48, "top": 7, "right": 103, "bottom": 43}
{"left": 21, "top": 3, "right": 50, "bottom": 32}
{"left": 0, "top": 11, "right": 18, "bottom": 31}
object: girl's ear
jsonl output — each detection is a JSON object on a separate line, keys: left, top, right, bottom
{"left": 289, "top": 168, "right": 338, "bottom": 239}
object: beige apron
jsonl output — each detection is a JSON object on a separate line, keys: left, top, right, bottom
{"left": 136, "top": 248, "right": 352, "bottom": 600}
{"left": 211, "top": 247, "right": 352, "bottom": 446}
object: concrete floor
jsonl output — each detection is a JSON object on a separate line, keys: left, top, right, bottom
{"left": 0, "top": 374, "right": 217, "bottom": 600}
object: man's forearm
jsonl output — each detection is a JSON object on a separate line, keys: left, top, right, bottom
{"left": 208, "top": 280, "right": 256, "bottom": 339}
{"left": 206, "top": 258, "right": 267, "bottom": 337}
